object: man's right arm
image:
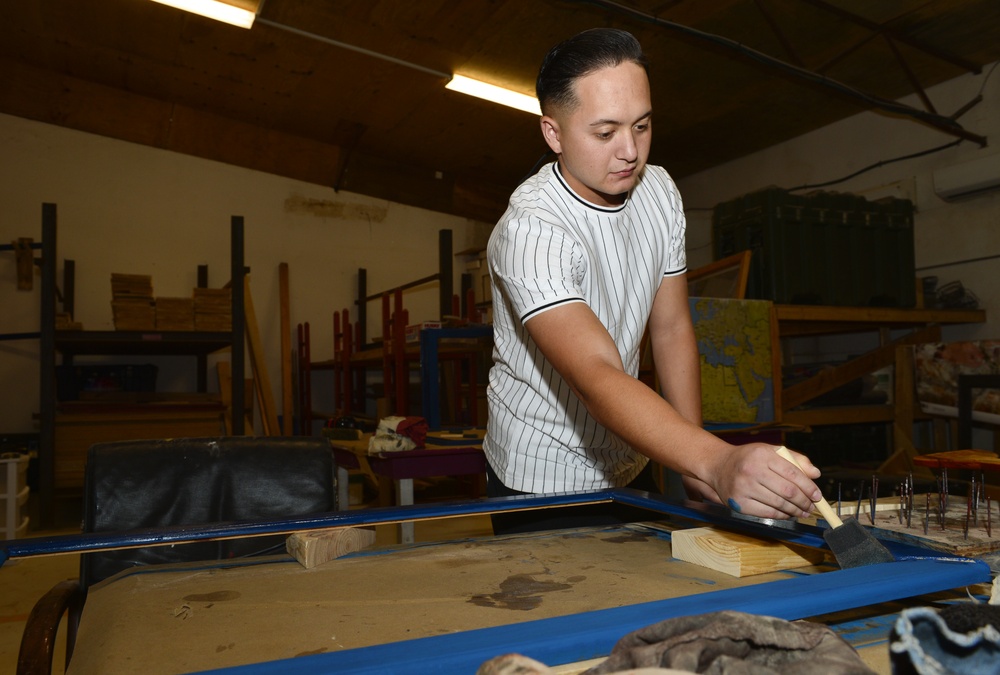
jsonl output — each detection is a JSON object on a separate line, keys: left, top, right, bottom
{"left": 524, "top": 301, "right": 822, "bottom": 519}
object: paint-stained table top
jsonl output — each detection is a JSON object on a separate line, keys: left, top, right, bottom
{"left": 65, "top": 521, "right": 985, "bottom": 675}
{"left": 67, "top": 522, "right": 814, "bottom": 674}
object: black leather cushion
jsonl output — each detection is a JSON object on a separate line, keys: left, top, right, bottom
{"left": 80, "top": 437, "right": 335, "bottom": 588}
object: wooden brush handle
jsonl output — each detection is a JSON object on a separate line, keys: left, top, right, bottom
{"left": 775, "top": 446, "right": 843, "bottom": 527}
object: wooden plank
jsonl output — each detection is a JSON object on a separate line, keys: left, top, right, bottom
{"left": 244, "top": 274, "right": 280, "bottom": 436}
{"left": 279, "top": 262, "right": 293, "bottom": 435}
{"left": 671, "top": 526, "right": 825, "bottom": 577}
{"left": 913, "top": 449, "right": 1000, "bottom": 471}
{"left": 775, "top": 305, "right": 986, "bottom": 331}
{"left": 285, "top": 526, "right": 376, "bottom": 569}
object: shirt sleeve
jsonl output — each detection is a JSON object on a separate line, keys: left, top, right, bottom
{"left": 488, "top": 214, "right": 585, "bottom": 323}
{"left": 657, "top": 166, "right": 688, "bottom": 277}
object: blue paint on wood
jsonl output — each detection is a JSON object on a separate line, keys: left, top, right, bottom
{"left": 0, "top": 487, "right": 970, "bottom": 565}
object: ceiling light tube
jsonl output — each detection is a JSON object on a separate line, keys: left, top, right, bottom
{"left": 446, "top": 75, "right": 541, "bottom": 116}
{"left": 150, "top": 0, "right": 256, "bottom": 29}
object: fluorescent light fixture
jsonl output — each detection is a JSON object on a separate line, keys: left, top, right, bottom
{"left": 446, "top": 75, "right": 541, "bottom": 116}
{"left": 150, "top": 0, "right": 257, "bottom": 29}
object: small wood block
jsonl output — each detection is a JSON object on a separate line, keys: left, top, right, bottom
{"left": 671, "top": 526, "right": 825, "bottom": 578}
{"left": 286, "top": 527, "right": 376, "bottom": 569}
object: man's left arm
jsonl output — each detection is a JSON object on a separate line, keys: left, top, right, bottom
{"left": 648, "top": 274, "right": 701, "bottom": 424}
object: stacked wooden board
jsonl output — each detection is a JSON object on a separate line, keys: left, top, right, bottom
{"left": 194, "top": 287, "right": 232, "bottom": 331}
{"left": 154, "top": 296, "right": 195, "bottom": 331}
{"left": 111, "top": 273, "right": 155, "bottom": 330}
{"left": 109, "top": 273, "right": 231, "bottom": 331}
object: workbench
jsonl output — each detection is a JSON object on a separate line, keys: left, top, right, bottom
{"left": 58, "top": 517, "right": 988, "bottom": 675}
{"left": 7, "top": 490, "right": 987, "bottom": 675}
{"left": 329, "top": 431, "right": 486, "bottom": 543}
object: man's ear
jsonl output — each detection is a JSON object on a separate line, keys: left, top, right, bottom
{"left": 540, "top": 115, "right": 562, "bottom": 155}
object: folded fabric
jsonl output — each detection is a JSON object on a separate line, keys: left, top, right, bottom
{"left": 376, "top": 416, "right": 407, "bottom": 436}
{"left": 584, "top": 610, "right": 875, "bottom": 675}
{"left": 367, "top": 432, "right": 416, "bottom": 454}
{"left": 395, "top": 416, "right": 429, "bottom": 446}
{"left": 368, "top": 415, "right": 431, "bottom": 454}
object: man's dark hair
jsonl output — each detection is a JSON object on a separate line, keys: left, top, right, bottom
{"left": 536, "top": 28, "right": 649, "bottom": 114}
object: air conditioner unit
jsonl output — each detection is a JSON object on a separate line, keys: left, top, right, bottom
{"left": 932, "top": 152, "right": 1000, "bottom": 201}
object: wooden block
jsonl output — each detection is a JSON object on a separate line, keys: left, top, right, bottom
{"left": 244, "top": 275, "right": 280, "bottom": 435}
{"left": 671, "top": 526, "right": 825, "bottom": 578}
{"left": 286, "top": 527, "right": 376, "bottom": 569}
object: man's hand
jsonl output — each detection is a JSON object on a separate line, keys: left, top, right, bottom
{"left": 698, "top": 444, "right": 822, "bottom": 520}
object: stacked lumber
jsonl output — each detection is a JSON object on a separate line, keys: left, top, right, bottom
{"left": 111, "top": 273, "right": 155, "bottom": 330}
{"left": 193, "top": 287, "right": 232, "bottom": 331}
{"left": 155, "top": 297, "right": 195, "bottom": 331}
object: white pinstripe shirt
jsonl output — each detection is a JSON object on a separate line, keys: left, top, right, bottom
{"left": 485, "top": 161, "right": 687, "bottom": 493}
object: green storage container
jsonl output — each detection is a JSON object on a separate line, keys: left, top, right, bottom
{"left": 712, "top": 188, "right": 915, "bottom": 307}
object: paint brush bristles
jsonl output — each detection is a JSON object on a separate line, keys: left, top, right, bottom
{"left": 775, "top": 447, "right": 894, "bottom": 569}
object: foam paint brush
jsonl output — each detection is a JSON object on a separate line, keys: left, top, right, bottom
{"left": 776, "top": 447, "right": 895, "bottom": 569}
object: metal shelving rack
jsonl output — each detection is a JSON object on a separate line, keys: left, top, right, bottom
{"left": 36, "top": 205, "right": 246, "bottom": 526}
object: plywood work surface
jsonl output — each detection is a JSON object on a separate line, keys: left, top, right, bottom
{"left": 67, "top": 523, "right": 824, "bottom": 675}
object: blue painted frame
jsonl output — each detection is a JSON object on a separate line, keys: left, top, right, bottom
{"left": 0, "top": 488, "right": 952, "bottom": 563}
{"left": 3, "top": 489, "right": 990, "bottom": 674}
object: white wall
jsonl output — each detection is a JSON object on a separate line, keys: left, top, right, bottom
{"left": 0, "top": 113, "right": 492, "bottom": 434}
{"left": 678, "top": 62, "right": 1000, "bottom": 363}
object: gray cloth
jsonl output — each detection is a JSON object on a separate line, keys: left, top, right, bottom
{"left": 583, "top": 610, "right": 876, "bottom": 675}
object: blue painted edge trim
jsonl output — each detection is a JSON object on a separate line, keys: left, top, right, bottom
{"left": 1, "top": 490, "right": 615, "bottom": 560}
{"left": 0, "top": 487, "right": 946, "bottom": 563}
{"left": 192, "top": 557, "right": 991, "bottom": 675}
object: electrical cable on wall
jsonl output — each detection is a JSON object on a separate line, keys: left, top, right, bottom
{"left": 783, "top": 59, "right": 998, "bottom": 192}
{"left": 785, "top": 138, "right": 964, "bottom": 192}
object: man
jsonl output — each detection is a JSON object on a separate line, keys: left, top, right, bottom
{"left": 484, "top": 28, "right": 822, "bottom": 533}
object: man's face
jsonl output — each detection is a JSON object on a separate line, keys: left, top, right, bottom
{"left": 541, "top": 61, "right": 652, "bottom": 207}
